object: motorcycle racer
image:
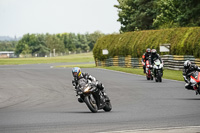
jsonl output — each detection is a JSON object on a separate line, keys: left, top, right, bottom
{"left": 183, "top": 60, "right": 200, "bottom": 90}
{"left": 72, "top": 67, "right": 106, "bottom": 103}
{"left": 149, "top": 49, "right": 163, "bottom": 76}
{"left": 150, "top": 49, "right": 163, "bottom": 65}
{"left": 142, "top": 48, "right": 151, "bottom": 73}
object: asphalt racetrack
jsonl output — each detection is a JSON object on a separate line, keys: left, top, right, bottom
{"left": 0, "top": 63, "right": 200, "bottom": 133}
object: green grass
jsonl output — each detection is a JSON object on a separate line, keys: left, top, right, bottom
{"left": 56, "top": 64, "right": 96, "bottom": 68}
{"left": 0, "top": 52, "right": 94, "bottom": 65}
{"left": 100, "top": 66, "right": 183, "bottom": 81}
{"left": 56, "top": 63, "right": 183, "bottom": 81}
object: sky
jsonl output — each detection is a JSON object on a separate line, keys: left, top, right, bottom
{"left": 0, "top": 0, "right": 121, "bottom": 37}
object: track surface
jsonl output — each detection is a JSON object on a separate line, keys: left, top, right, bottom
{"left": 0, "top": 63, "right": 200, "bottom": 133}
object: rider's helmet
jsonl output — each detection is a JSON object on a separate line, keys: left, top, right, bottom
{"left": 146, "top": 48, "right": 151, "bottom": 55}
{"left": 184, "top": 60, "right": 191, "bottom": 69}
{"left": 72, "top": 67, "right": 81, "bottom": 78}
{"left": 151, "top": 49, "right": 157, "bottom": 56}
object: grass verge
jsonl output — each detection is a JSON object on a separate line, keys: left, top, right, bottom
{"left": 57, "top": 64, "right": 183, "bottom": 81}
{"left": 56, "top": 64, "right": 96, "bottom": 68}
{"left": 99, "top": 66, "right": 184, "bottom": 81}
{"left": 0, "top": 52, "right": 94, "bottom": 65}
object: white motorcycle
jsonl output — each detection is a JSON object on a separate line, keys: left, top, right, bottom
{"left": 152, "top": 59, "right": 163, "bottom": 82}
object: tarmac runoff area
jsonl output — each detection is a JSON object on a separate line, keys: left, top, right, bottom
{"left": 99, "top": 126, "right": 200, "bottom": 133}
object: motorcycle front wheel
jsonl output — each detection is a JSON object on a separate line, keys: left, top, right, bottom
{"left": 84, "top": 94, "right": 98, "bottom": 113}
{"left": 157, "top": 71, "right": 162, "bottom": 82}
{"left": 151, "top": 75, "right": 153, "bottom": 80}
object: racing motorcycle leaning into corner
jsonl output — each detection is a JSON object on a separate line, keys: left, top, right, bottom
{"left": 72, "top": 67, "right": 112, "bottom": 113}
{"left": 183, "top": 60, "right": 200, "bottom": 95}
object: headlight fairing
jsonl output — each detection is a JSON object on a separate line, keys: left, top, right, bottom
{"left": 84, "top": 86, "right": 90, "bottom": 93}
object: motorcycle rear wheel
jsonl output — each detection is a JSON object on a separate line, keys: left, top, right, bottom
{"left": 103, "top": 101, "right": 112, "bottom": 112}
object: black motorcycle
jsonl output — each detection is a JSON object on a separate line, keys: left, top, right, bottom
{"left": 76, "top": 78, "right": 112, "bottom": 113}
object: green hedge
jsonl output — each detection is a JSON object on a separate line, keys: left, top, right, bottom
{"left": 93, "top": 27, "right": 200, "bottom": 60}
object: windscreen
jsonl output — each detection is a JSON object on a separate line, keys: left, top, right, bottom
{"left": 154, "top": 59, "right": 160, "bottom": 65}
{"left": 78, "top": 78, "right": 87, "bottom": 88}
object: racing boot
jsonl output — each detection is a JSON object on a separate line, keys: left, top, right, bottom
{"left": 104, "top": 94, "right": 110, "bottom": 102}
{"left": 101, "top": 89, "right": 110, "bottom": 102}
{"left": 97, "top": 82, "right": 110, "bottom": 102}
{"left": 77, "top": 96, "right": 83, "bottom": 103}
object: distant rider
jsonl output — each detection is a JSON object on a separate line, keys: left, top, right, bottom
{"left": 72, "top": 67, "right": 106, "bottom": 103}
{"left": 149, "top": 49, "right": 163, "bottom": 75}
{"left": 150, "top": 49, "right": 163, "bottom": 65}
{"left": 142, "top": 48, "right": 151, "bottom": 73}
{"left": 183, "top": 60, "right": 200, "bottom": 90}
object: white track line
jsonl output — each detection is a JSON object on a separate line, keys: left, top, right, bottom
{"left": 97, "top": 126, "right": 200, "bottom": 133}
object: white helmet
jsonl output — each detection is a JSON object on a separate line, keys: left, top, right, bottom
{"left": 184, "top": 60, "right": 191, "bottom": 69}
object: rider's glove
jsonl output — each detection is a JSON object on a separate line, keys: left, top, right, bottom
{"left": 72, "top": 80, "right": 76, "bottom": 86}
{"left": 142, "top": 62, "right": 145, "bottom": 66}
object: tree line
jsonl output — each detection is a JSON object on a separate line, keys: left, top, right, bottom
{"left": 0, "top": 31, "right": 105, "bottom": 57}
{"left": 115, "top": 0, "right": 200, "bottom": 32}
{"left": 0, "top": 41, "right": 17, "bottom": 51}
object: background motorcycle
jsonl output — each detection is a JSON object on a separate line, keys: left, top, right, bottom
{"left": 189, "top": 71, "right": 200, "bottom": 95}
{"left": 153, "top": 59, "right": 163, "bottom": 82}
{"left": 76, "top": 78, "right": 112, "bottom": 113}
{"left": 146, "top": 60, "right": 153, "bottom": 80}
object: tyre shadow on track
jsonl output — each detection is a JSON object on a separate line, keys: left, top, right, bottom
{"left": 175, "top": 98, "right": 200, "bottom": 100}
{"left": 57, "top": 111, "right": 112, "bottom": 114}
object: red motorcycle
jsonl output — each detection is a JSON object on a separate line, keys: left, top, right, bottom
{"left": 190, "top": 71, "right": 200, "bottom": 95}
{"left": 145, "top": 60, "right": 153, "bottom": 80}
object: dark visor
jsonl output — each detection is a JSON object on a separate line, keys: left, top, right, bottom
{"left": 73, "top": 72, "right": 77, "bottom": 76}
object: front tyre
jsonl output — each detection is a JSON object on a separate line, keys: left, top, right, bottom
{"left": 158, "top": 71, "right": 162, "bottom": 82}
{"left": 160, "top": 77, "right": 162, "bottom": 82}
{"left": 84, "top": 95, "right": 98, "bottom": 113}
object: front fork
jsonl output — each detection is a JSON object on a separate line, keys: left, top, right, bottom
{"left": 89, "top": 94, "right": 96, "bottom": 104}
{"left": 153, "top": 68, "right": 163, "bottom": 77}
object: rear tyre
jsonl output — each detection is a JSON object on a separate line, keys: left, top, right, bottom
{"left": 103, "top": 101, "right": 112, "bottom": 112}
{"left": 84, "top": 95, "right": 98, "bottom": 113}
